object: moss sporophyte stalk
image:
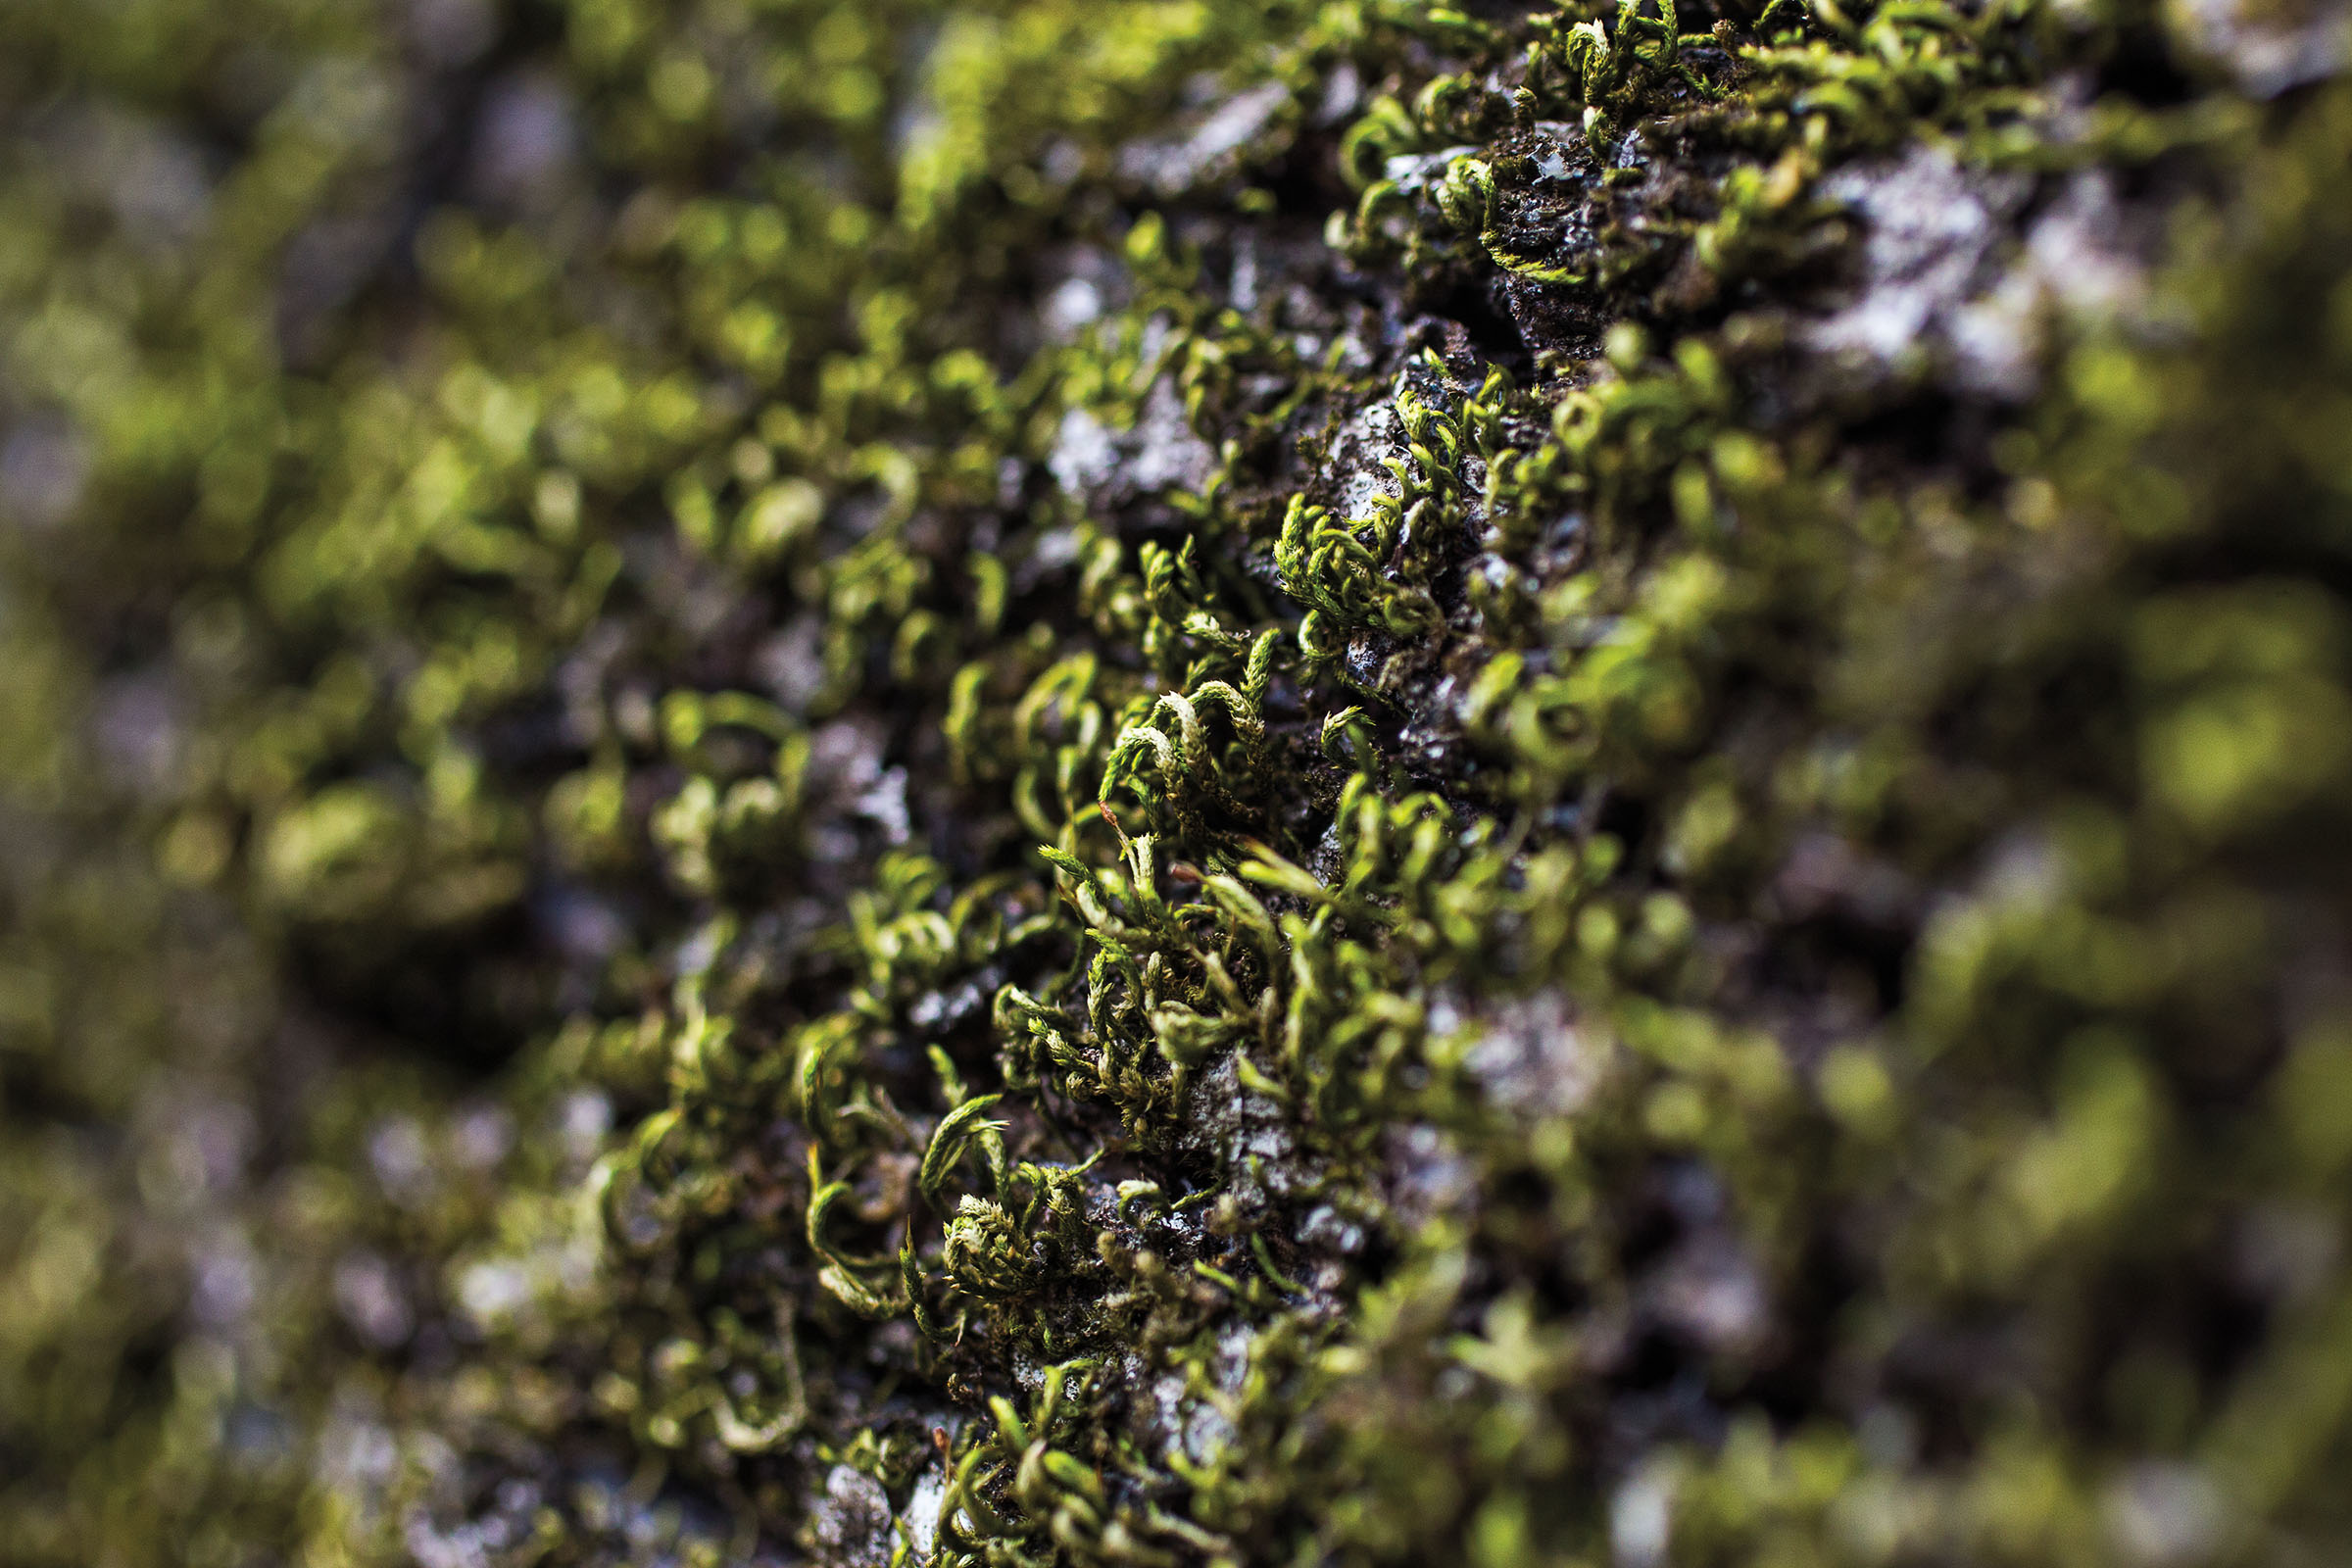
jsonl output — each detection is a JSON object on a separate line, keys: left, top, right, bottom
{"left": 4, "top": 0, "right": 2352, "bottom": 1564}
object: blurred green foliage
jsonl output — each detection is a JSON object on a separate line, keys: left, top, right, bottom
{"left": 5, "top": 0, "right": 2352, "bottom": 1564}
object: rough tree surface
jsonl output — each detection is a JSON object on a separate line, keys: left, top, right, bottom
{"left": 5, "top": 0, "right": 2352, "bottom": 1565}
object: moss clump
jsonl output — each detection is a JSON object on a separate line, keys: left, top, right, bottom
{"left": 6, "top": 0, "right": 2352, "bottom": 1563}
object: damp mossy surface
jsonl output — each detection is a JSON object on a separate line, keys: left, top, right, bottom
{"left": 6, "top": 0, "right": 2352, "bottom": 1564}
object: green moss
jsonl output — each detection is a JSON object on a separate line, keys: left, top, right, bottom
{"left": 5, "top": 0, "right": 2352, "bottom": 1564}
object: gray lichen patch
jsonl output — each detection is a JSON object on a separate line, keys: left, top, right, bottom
{"left": 1804, "top": 141, "right": 2161, "bottom": 401}
{"left": 1805, "top": 145, "right": 2034, "bottom": 388}
{"left": 2173, "top": 0, "right": 2352, "bottom": 95}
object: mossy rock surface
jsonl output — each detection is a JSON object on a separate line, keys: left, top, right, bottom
{"left": 5, "top": 1, "right": 2352, "bottom": 1564}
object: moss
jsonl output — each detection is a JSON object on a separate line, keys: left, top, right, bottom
{"left": 5, "top": 0, "right": 2352, "bottom": 1564}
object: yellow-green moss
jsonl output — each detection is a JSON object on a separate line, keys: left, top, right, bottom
{"left": 5, "top": 0, "right": 2352, "bottom": 1564}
